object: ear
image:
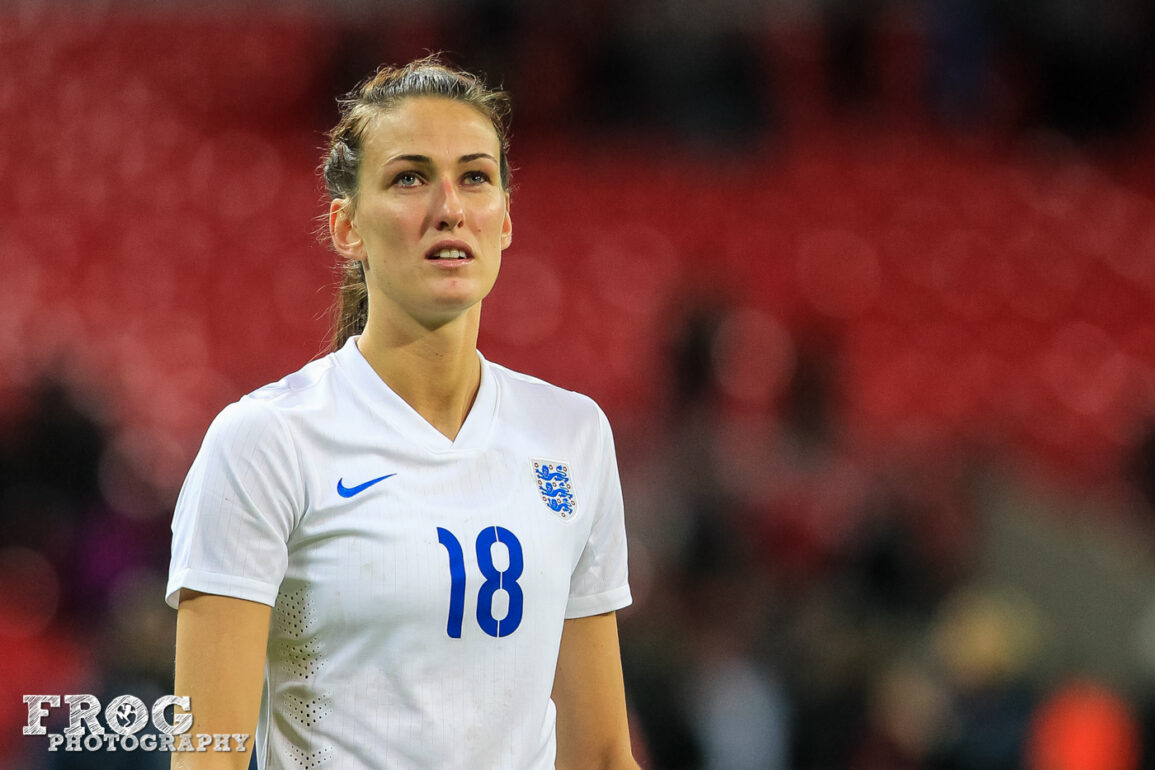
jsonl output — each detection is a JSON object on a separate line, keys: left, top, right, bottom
{"left": 500, "top": 193, "right": 513, "bottom": 251}
{"left": 329, "top": 198, "right": 365, "bottom": 262}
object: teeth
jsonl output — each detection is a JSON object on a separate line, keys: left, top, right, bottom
{"left": 432, "top": 248, "right": 468, "bottom": 260}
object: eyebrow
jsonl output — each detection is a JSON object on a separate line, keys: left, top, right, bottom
{"left": 385, "top": 153, "right": 499, "bottom": 166}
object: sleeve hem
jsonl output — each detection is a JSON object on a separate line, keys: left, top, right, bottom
{"left": 166, "top": 568, "right": 281, "bottom": 609}
{"left": 564, "top": 585, "right": 632, "bottom": 619}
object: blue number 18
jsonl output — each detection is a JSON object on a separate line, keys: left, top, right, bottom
{"left": 436, "top": 526, "right": 524, "bottom": 638}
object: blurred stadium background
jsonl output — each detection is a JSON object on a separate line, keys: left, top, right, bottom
{"left": 2, "top": 0, "right": 1155, "bottom": 768}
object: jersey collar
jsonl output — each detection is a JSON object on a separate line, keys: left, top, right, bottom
{"left": 336, "top": 335, "right": 498, "bottom": 453}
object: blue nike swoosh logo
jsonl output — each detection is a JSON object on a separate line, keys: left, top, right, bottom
{"left": 336, "top": 474, "right": 397, "bottom": 498}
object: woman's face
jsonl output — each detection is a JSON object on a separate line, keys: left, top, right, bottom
{"left": 333, "top": 97, "right": 512, "bottom": 329}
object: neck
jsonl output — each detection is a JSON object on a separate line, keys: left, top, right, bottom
{"left": 356, "top": 305, "right": 483, "bottom": 441}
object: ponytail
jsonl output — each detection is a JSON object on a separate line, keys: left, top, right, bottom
{"left": 330, "top": 259, "right": 368, "bottom": 352}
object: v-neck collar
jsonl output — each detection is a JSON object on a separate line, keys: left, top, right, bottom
{"left": 335, "top": 335, "right": 498, "bottom": 453}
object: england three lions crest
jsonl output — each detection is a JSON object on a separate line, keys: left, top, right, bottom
{"left": 532, "top": 459, "right": 576, "bottom": 519}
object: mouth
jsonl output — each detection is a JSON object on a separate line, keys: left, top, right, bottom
{"left": 426, "top": 245, "right": 474, "bottom": 262}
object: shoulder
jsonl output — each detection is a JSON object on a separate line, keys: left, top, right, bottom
{"left": 245, "top": 352, "right": 342, "bottom": 410}
{"left": 484, "top": 360, "right": 618, "bottom": 461}
{"left": 487, "top": 360, "right": 608, "bottom": 425}
{"left": 203, "top": 352, "right": 343, "bottom": 448}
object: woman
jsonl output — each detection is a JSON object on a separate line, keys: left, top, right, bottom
{"left": 167, "top": 56, "right": 639, "bottom": 770}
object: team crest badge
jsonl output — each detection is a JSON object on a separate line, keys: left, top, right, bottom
{"left": 532, "top": 459, "right": 576, "bottom": 519}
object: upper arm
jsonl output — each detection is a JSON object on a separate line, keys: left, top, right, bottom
{"left": 566, "top": 407, "right": 631, "bottom": 619}
{"left": 168, "top": 399, "right": 300, "bottom": 610}
{"left": 172, "top": 590, "right": 271, "bottom": 769}
{"left": 552, "top": 611, "right": 640, "bottom": 770}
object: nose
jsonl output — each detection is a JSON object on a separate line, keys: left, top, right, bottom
{"left": 434, "top": 178, "right": 465, "bottom": 231}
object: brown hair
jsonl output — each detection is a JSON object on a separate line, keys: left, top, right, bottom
{"left": 322, "top": 54, "right": 512, "bottom": 352}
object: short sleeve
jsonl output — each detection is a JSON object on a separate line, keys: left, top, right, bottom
{"left": 166, "top": 398, "right": 304, "bottom": 609}
{"left": 565, "top": 407, "right": 632, "bottom": 619}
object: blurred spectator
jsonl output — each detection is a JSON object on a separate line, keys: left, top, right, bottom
{"left": 925, "top": 0, "right": 998, "bottom": 127}
{"left": 821, "top": 0, "right": 886, "bottom": 112}
{"left": 998, "top": 0, "right": 1155, "bottom": 141}
{"left": 578, "top": 0, "right": 772, "bottom": 145}
{"left": 931, "top": 589, "right": 1044, "bottom": 770}
{"left": 0, "top": 376, "right": 175, "bottom": 768}
{"left": 0, "top": 377, "right": 105, "bottom": 626}
{"left": 1128, "top": 418, "right": 1155, "bottom": 518}
{"left": 443, "top": 0, "right": 524, "bottom": 91}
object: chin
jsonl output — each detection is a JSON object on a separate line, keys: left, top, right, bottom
{"left": 421, "top": 294, "right": 486, "bottom": 325}
{"left": 436, "top": 280, "right": 495, "bottom": 310}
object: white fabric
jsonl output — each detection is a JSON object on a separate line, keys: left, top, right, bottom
{"left": 167, "top": 337, "right": 631, "bottom": 770}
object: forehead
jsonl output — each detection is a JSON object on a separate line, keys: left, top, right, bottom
{"left": 361, "top": 97, "right": 500, "bottom": 161}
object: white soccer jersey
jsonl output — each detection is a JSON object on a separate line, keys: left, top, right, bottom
{"left": 166, "top": 337, "right": 631, "bottom": 770}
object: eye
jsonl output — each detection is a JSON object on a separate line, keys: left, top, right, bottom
{"left": 392, "top": 171, "right": 423, "bottom": 188}
{"left": 463, "top": 170, "right": 491, "bottom": 186}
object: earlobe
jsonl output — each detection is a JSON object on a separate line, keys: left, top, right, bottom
{"left": 329, "top": 198, "right": 363, "bottom": 260}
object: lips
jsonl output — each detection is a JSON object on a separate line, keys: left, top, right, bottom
{"left": 426, "top": 243, "right": 474, "bottom": 261}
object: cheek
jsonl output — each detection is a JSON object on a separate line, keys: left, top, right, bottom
{"left": 365, "top": 206, "right": 420, "bottom": 247}
{"left": 473, "top": 201, "right": 509, "bottom": 235}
